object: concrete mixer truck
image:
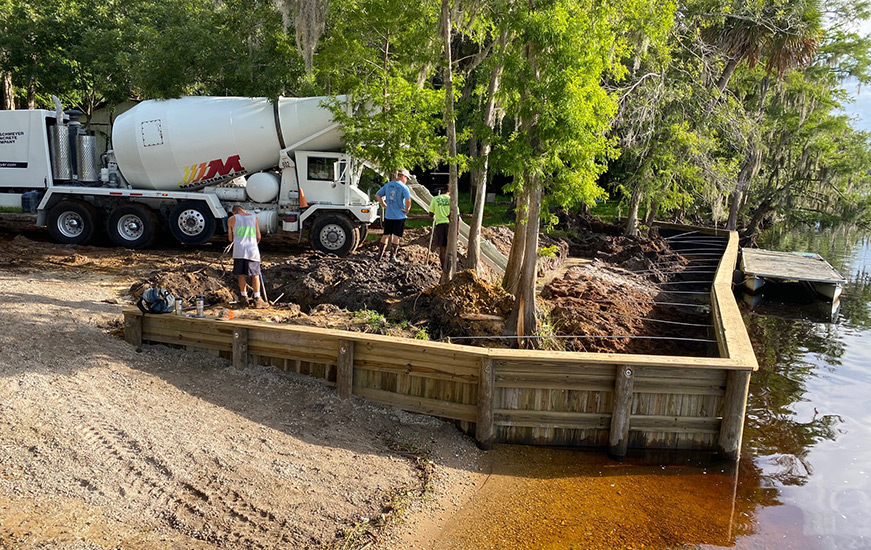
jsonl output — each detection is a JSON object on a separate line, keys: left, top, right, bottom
{"left": 0, "top": 95, "right": 379, "bottom": 255}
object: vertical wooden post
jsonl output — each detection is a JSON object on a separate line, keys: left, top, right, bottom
{"left": 476, "top": 357, "right": 495, "bottom": 450}
{"left": 233, "top": 327, "right": 249, "bottom": 369}
{"left": 608, "top": 365, "right": 635, "bottom": 457}
{"left": 337, "top": 339, "right": 355, "bottom": 399}
{"left": 124, "top": 311, "right": 142, "bottom": 348}
{"left": 718, "top": 370, "right": 751, "bottom": 460}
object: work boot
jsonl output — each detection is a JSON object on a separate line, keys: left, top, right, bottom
{"left": 239, "top": 295, "right": 251, "bottom": 308}
{"left": 253, "top": 298, "right": 268, "bottom": 309}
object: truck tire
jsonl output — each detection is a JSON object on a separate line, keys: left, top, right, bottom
{"left": 169, "top": 200, "right": 216, "bottom": 245}
{"left": 107, "top": 204, "right": 159, "bottom": 249}
{"left": 311, "top": 214, "right": 357, "bottom": 256}
{"left": 47, "top": 200, "right": 99, "bottom": 245}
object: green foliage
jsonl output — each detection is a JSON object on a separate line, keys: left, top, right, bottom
{"left": 538, "top": 245, "right": 558, "bottom": 258}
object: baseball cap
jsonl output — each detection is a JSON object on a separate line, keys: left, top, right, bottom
{"left": 398, "top": 169, "right": 412, "bottom": 178}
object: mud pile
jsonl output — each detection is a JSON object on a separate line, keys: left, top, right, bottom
{"left": 542, "top": 264, "right": 657, "bottom": 353}
{"left": 401, "top": 270, "right": 514, "bottom": 341}
{"left": 541, "top": 261, "right": 711, "bottom": 355}
{"left": 551, "top": 210, "right": 686, "bottom": 282}
{"left": 265, "top": 247, "right": 441, "bottom": 314}
{"left": 129, "top": 263, "right": 237, "bottom": 305}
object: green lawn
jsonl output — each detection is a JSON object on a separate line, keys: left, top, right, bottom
{"left": 403, "top": 191, "right": 514, "bottom": 229}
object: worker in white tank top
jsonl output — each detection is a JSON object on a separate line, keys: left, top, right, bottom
{"left": 228, "top": 205, "right": 267, "bottom": 308}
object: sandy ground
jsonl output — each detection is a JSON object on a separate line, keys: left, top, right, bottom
{"left": 0, "top": 217, "right": 490, "bottom": 549}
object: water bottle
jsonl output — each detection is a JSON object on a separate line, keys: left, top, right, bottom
{"left": 196, "top": 294, "right": 204, "bottom": 317}
{"left": 175, "top": 296, "right": 183, "bottom": 315}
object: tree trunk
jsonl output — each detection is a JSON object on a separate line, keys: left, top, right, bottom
{"left": 506, "top": 175, "right": 541, "bottom": 346}
{"left": 716, "top": 57, "right": 741, "bottom": 96}
{"left": 26, "top": 76, "right": 36, "bottom": 109}
{"left": 1, "top": 72, "right": 13, "bottom": 110}
{"left": 466, "top": 59, "right": 503, "bottom": 276}
{"left": 624, "top": 183, "right": 643, "bottom": 237}
{"left": 502, "top": 185, "right": 528, "bottom": 297}
{"left": 642, "top": 198, "right": 659, "bottom": 233}
{"left": 440, "top": 0, "right": 459, "bottom": 284}
{"left": 745, "top": 199, "right": 773, "bottom": 239}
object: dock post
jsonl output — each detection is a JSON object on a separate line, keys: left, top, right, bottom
{"left": 609, "top": 366, "right": 635, "bottom": 457}
{"left": 124, "top": 311, "right": 142, "bottom": 348}
{"left": 718, "top": 370, "right": 751, "bottom": 460}
{"left": 476, "top": 357, "right": 495, "bottom": 450}
{"left": 337, "top": 339, "right": 355, "bottom": 399}
{"left": 233, "top": 327, "right": 249, "bottom": 369}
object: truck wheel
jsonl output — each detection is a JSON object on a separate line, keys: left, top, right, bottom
{"left": 107, "top": 204, "right": 159, "bottom": 249}
{"left": 311, "top": 214, "right": 357, "bottom": 256}
{"left": 169, "top": 201, "right": 215, "bottom": 245}
{"left": 47, "top": 200, "right": 98, "bottom": 245}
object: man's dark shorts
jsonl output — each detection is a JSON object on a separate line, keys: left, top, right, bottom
{"left": 383, "top": 218, "right": 407, "bottom": 237}
{"left": 232, "top": 259, "right": 261, "bottom": 276}
{"left": 434, "top": 223, "right": 449, "bottom": 247}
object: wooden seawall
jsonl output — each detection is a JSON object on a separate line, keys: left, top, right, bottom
{"left": 124, "top": 228, "right": 757, "bottom": 459}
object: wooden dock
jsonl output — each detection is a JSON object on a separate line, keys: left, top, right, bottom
{"left": 124, "top": 226, "right": 758, "bottom": 460}
{"left": 740, "top": 248, "right": 846, "bottom": 301}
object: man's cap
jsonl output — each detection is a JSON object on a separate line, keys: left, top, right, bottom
{"left": 398, "top": 169, "right": 412, "bottom": 179}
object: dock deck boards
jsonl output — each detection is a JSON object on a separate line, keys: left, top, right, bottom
{"left": 741, "top": 249, "right": 846, "bottom": 284}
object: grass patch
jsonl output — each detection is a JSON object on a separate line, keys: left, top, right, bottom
{"left": 395, "top": 191, "right": 514, "bottom": 230}
{"left": 0, "top": 206, "right": 22, "bottom": 213}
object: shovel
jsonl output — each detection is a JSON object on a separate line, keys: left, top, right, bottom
{"left": 428, "top": 216, "right": 436, "bottom": 252}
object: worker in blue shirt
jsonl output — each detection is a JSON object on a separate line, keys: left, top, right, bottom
{"left": 375, "top": 169, "right": 412, "bottom": 262}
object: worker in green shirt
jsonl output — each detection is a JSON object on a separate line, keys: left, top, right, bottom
{"left": 428, "top": 187, "right": 452, "bottom": 269}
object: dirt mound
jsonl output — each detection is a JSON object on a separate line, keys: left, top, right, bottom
{"left": 541, "top": 262, "right": 711, "bottom": 355}
{"left": 265, "top": 249, "right": 441, "bottom": 314}
{"left": 401, "top": 270, "right": 514, "bottom": 341}
{"left": 554, "top": 208, "right": 623, "bottom": 236}
{"left": 129, "top": 263, "right": 237, "bottom": 306}
{"left": 542, "top": 264, "right": 657, "bottom": 353}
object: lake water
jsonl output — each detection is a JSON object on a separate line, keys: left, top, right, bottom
{"left": 434, "top": 226, "right": 871, "bottom": 550}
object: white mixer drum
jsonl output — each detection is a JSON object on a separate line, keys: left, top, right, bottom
{"left": 112, "top": 96, "right": 348, "bottom": 192}
{"left": 245, "top": 172, "right": 280, "bottom": 203}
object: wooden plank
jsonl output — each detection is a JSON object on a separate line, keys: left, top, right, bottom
{"left": 495, "top": 379, "right": 615, "bottom": 392}
{"left": 355, "top": 348, "right": 480, "bottom": 374}
{"left": 633, "top": 366, "right": 728, "bottom": 381}
{"left": 491, "top": 351, "right": 750, "bottom": 370}
{"left": 718, "top": 370, "right": 752, "bottom": 459}
{"left": 476, "top": 358, "right": 494, "bottom": 450}
{"left": 712, "top": 233, "right": 758, "bottom": 369}
{"left": 124, "top": 311, "right": 142, "bottom": 347}
{"left": 233, "top": 327, "right": 248, "bottom": 369}
{"left": 493, "top": 410, "right": 611, "bottom": 430}
{"left": 243, "top": 345, "right": 337, "bottom": 365}
{"left": 609, "top": 365, "right": 635, "bottom": 457}
{"left": 495, "top": 361, "right": 620, "bottom": 374}
{"left": 633, "top": 382, "right": 725, "bottom": 396}
{"left": 337, "top": 339, "right": 354, "bottom": 399}
{"left": 353, "top": 387, "right": 477, "bottom": 422}
{"left": 630, "top": 415, "right": 721, "bottom": 433}
{"left": 353, "top": 356, "right": 478, "bottom": 381}
{"left": 143, "top": 330, "right": 233, "bottom": 352}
